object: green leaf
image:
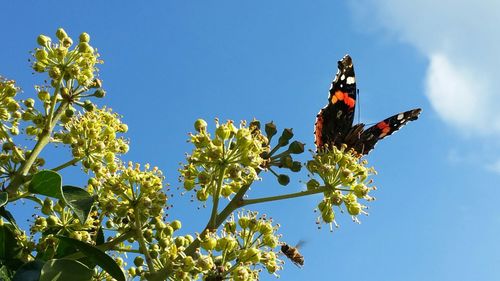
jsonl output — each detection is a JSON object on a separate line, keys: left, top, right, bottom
{"left": 39, "top": 259, "right": 93, "bottom": 281}
{"left": 0, "top": 207, "right": 19, "bottom": 229}
{"left": 0, "top": 192, "right": 7, "bottom": 207}
{"left": 56, "top": 236, "right": 125, "bottom": 281}
{"left": 28, "top": 170, "right": 62, "bottom": 199}
{"left": 0, "top": 224, "right": 24, "bottom": 270}
{"left": 62, "top": 186, "right": 94, "bottom": 224}
{"left": 12, "top": 260, "right": 44, "bottom": 281}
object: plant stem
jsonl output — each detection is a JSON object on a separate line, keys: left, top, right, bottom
{"left": 51, "top": 157, "right": 82, "bottom": 171}
{"left": 241, "top": 186, "right": 328, "bottom": 206}
{"left": 6, "top": 100, "right": 69, "bottom": 196}
{"left": 208, "top": 167, "right": 226, "bottom": 230}
{"left": 133, "top": 205, "right": 156, "bottom": 274}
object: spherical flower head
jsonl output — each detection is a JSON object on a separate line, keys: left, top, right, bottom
{"left": 180, "top": 119, "right": 269, "bottom": 201}
{"left": 307, "top": 146, "right": 376, "bottom": 227}
{"left": 55, "top": 107, "right": 129, "bottom": 174}
{"left": 32, "top": 29, "right": 102, "bottom": 88}
{"left": 91, "top": 162, "right": 166, "bottom": 228}
{"left": 0, "top": 78, "right": 22, "bottom": 140}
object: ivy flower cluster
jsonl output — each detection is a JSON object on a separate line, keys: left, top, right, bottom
{"left": 180, "top": 119, "right": 269, "bottom": 201}
{"left": 166, "top": 211, "right": 282, "bottom": 281}
{"left": 0, "top": 78, "right": 21, "bottom": 139}
{"left": 89, "top": 162, "right": 166, "bottom": 228}
{"left": 30, "top": 200, "right": 101, "bottom": 258}
{"left": 32, "top": 28, "right": 101, "bottom": 88}
{"left": 54, "top": 107, "right": 129, "bottom": 175}
{"left": 306, "top": 144, "right": 376, "bottom": 228}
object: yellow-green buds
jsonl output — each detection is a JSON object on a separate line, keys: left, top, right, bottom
{"left": 56, "top": 28, "right": 68, "bottom": 40}
{"left": 79, "top": 32, "right": 90, "bottom": 43}
{"left": 194, "top": 119, "right": 207, "bottom": 132}
{"left": 37, "top": 35, "right": 51, "bottom": 46}
{"left": 133, "top": 256, "right": 144, "bottom": 267}
{"left": 93, "top": 89, "right": 106, "bottom": 98}
{"left": 277, "top": 174, "right": 290, "bottom": 186}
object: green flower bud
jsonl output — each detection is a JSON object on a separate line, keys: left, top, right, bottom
{"left": 61, "top": 37, "right": 73, "bottom": 48}
{"left": 307, "top": 179, "right": 320, "bottom": 190}
{"left": 65, "top": 107, "right": 75, "bottom": 118}
{"left": 93, "top": 89, "right": 106, "bottom": 98}
{"left": 83, "top": 100, "right": 95, "bottom": 111}
{"left": 33, "top": 62, "right": 46, "bottom": 72}
{"left": 346, "top": 202, "right": 361, "bottom": 216}
{"left": 24, "top": 98, "right": 35, "bottom": 108}
{"left": 201, "top": 237, "right": 217, "bottom": 250}
{"left": 291, "top": 161, "right": 302, "bottom": 172}
{"left": 278, "top": 128, "right": 294, "bottom": 146}
{"left": 196, "top": 189, "right": 209, "bottom": 201}
{"left": 265, "top": 122, "right": 277, "bottom": 139}
{"left": 35, "top": 49, "right": 49, "bottom": 62}
{"left": 183, "top": 179, "right": 195, "bottom": 191}
{"left": 353, "top": 184, "right": 369, "bottom": 198}
{"left": 277, "top": 174, "right": 290, "bottom": 186}
{"left": 259, "top": 221, "right": 273, "bottom": 235}
{"left": 133, "top": 256, "right": 144, "bottom": 267}
{"left": 48, "top": 66, "right": 61, "bottom": 79}
{"left": 41, "top": 197, "right": 53, "bottom": 215}
{"left": 216, "top": 124, "right": 231, "bottom": 140}
{"left": 79, "top": 32, "right": 90, "bottom": 43}
{"left": 78, "top": 42, "right": 93, "bottom": 53}
{"left": 238, "top": 217, "right": 249, "bottom": 229}
{"left": 194, "top": 119, "right": 207, "bottom": 132}
{"left": 47, "top": 215, "right": 58, "bottom": 226}
{"left": 288, "top": 141, "right": 305, "bottom": 154}
{"left": 182, "top": 256, "right": 195, "bottom": 271}
{"left": 263, "top": 234, "right": 278, "bottom": 248}
{"left": 37, "top": 90, "right": 50, "bottom": 102}
{"left": 171, "top": 220, "right": 181, "bottom": 230}
{"left": 55, "top": 46, "right": 68, "bottom": 60}
{"left": 197, "top": 255, "right": 214, "bottom": 271}
{"left": 56, "top": 28, "right": 68, "bottom": 40}
{"left": 37, "top": 35, "right": 51, "bottom": 46}
{"left": 281, "top": 155, "right": 293, "bottom": 168}
{"left": 322, "top": 208, "right": 335, "bottom": 223}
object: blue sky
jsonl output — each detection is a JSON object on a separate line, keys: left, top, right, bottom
{"left": 2, "top": 1, "right": 500, "bottom": 280}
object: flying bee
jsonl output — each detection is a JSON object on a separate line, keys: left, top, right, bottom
{"left": 280, "top": 240, "right": 305, "bottom": 267}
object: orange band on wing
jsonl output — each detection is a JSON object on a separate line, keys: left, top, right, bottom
{"left": 331, "top": 91, "right": 355, "bottom": 109}
{"left": 376, "top": 121, "right": 391, "bottom": 136}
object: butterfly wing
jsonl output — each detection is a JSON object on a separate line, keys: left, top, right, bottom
{"left": 351, "top": 108, "right": 422, "bottom": 155}
{"left": 314, "top": 55, "right": 357, "bottom": 149}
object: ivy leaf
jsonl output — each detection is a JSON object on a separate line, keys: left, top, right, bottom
{"left": 56, "top": 236, "right": 125, "bottom": 281}
{"left": 39, "top": 259, "right": 93, "bottom": 281}
{"left": 62, "top": 185, "right": 94, "bottom": 224}
{"left": 28, "top": 170, "right": 62, "bottom": 199}
{"left": 0, "top": 192, "right": 7, "bottom": 207}
{"left": 0, "top": 224, "right": 23, "bottom": 269}
{"left": 12, "top": 260, "right": 44, "bottom": 281}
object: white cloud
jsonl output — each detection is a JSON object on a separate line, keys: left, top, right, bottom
{"left": 350, "top": 0, "right": 500, "bottom": 135}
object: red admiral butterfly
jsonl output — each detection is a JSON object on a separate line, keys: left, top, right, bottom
{"left": 314, "top": 55, "right": 421, "bottom": 155}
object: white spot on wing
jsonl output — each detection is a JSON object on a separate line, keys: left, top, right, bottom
{"left": 346, "top": 76, "right": 355, "bottom": 85}
{"left": 341, "top": 74, "right": 345, "bottom": 81}
{"left": 397, "top": 113, "right": 404, "bottom": 120}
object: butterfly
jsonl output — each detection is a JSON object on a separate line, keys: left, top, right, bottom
{"left": 314, "top": 54, "right": 421, "bottom": 155}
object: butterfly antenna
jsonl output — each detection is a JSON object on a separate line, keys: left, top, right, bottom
{"left": 356, "top": 89, "right": 361, "bottom": 123}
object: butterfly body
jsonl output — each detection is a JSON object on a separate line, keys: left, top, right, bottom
{"left": 314, "top": 55, "right": 421, "bottom": 155}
